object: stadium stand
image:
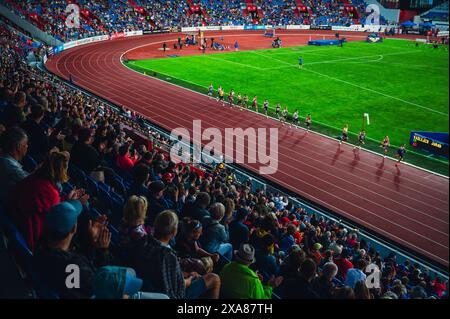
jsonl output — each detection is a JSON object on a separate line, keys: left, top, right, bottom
{"left": 1, "top": 0, "right": 390, "bottom": 42}
{"left": 421, "top": 1, "right": 449, "bottom": 22}
{"left": 1, "top": 16, "right": 448, "bottom": 298}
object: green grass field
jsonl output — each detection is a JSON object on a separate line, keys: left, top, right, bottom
{"left": 125, "top": 39, "right": 449, "bottom": 175}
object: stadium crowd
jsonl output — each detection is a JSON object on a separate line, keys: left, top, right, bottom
{"left": 1, "top": 22, "right": 448, "bottom": 299}
{"left": 1, "top": 0, "right": 387, "bottom": 42}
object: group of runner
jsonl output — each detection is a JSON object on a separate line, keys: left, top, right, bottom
{"left": 209, "top": 84, "right": 312, "bottom": 130}
{"left": 208, "top": 83, "right": 407, "bottom": 165}
{"left": 340, "top": 125, "right": 407, "bottom": 165}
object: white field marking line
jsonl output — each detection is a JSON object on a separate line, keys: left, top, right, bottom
{"left": 377, "top": 60, "right": 449, "bottom": 71}
{"left": 251, "top": 50, "right": 449, "bottom": 117}
{"left": 118, "top": 39, "right": 449, "bottom": 179}
{"left": 303, "top": 67, "right": 450, "bottom": 117}
{"left": 253, "top": 49, "right": 417, "bottom": 66}
{"left": 202, "top": 55, "right": 266, "bottom": 70}
{"left": 337, "top": 55, "right": 384, "bottom": 63}
{"left": 265, "top": 54, "right": 384, "bottom": 70}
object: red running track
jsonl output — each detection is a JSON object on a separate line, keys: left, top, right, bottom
{"left": 46, "top": 31, "right": 449, "bottom": 267}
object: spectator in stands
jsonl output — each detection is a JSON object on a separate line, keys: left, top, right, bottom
{"left": 128, "top": 163, "right": 151, "bottom": 199}
{"left": 116, "top": 143, "right": 139, "bottom": 173}
{"left": 175, "top": 218, "right": 220, "bottom": 263}
{"left": 345, "top": 259, "right": 368, "bottom": 289}
{"left": 201, "top": 202, "right": 233, "bottom": 261}
{"left": 282, "top": 258, "right": 320, "bottom": 299}
{"left": 251, "top": 234, "right": 279, "bottom": 284}
{"left": 0, "top": 127, "right": 29, "bottom": 206}
{"left": 354, "top": 280, "right": 373, "bottom": 299}
{"left": 334, "top": 286, "right": 356, "bottom": 299}
{"left": 1, "top": 91, "right": 28, "bottom": 128}
{"left": 229, "top": 207, "right": 250, "bottom": 250}
{"left": 121, "top": 195, "right": 149, "bottom": 242}
{"left": 312, "top": 262, "right": 339, "bottom": 298}
{"left": 33, "top": 200, "right": 112, "bottom": 298}
{"left": 93, "top": 266, "right": 169, "bottom": 299}
{"left": 279, "top": 246, "right": 305, "bottom": 280}
{"left": 189, "top": 192, "right": 211, "bottom": 222}
{"left": 70, "top": 128, "right": 102, "bottom": 174}
{"left": 11, "top": 151, "right": 89, "bottom": 251}
{"left": 334, "top": 249, "right": 353, "bottom": 281}
{"left": 220, "top": 243, "right": 283, "bottom": 299}
{"left": 119, "top": 210, "right": 221, "bottom": 299}
{"left": 20, "top": 104, "right": 50, "bottom": 162}
{"left": 145, "top": 180, "right": 170, "bottom": 226}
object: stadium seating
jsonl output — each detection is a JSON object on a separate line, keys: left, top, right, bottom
{"left": 1, "top": 0, "right": 385, "bottom": 42}
{"left": 1, "top": 6, "right": 448, "bottom": 300}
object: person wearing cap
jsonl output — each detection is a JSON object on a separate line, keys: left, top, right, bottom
{"left": 229, "top": 208, "right": 250, "bottom": 250}
{"left": 33, "top": 200, "right": 112, "bottom": 298}
{"left": 220, "top": 243, "right": 283, "bottom": 299}
{"left": 93, "top": 266, "right": 169, "bottom": 299}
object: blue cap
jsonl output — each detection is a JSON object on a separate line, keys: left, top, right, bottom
{"left": 94, "top": 266, "right": 143, "bottom": 299}
{"left": 124, "top": 269, "right": 144, "bottom": 297}
{"left": 45, "top": 200, "right": 83, "bottom": 237}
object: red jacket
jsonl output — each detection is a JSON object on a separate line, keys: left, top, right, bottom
{"left": 334, "top": 257, "right": 353, "bottom": 281}
{"left": 116, "top": 154, "right": 138, "bottom": 172}
{"left": 11, "top": 175, "right": 61, "bottom": 252}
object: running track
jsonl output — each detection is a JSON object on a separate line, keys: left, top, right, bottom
{"left": 45, "top": 31, "right": 449, "bottom": 268}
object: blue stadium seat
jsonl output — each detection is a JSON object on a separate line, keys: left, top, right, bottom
{"left": 22, "top": 155, "right": 38, "bottom": 173}
{"left": 68, "top": 165, "right": 87, "bottom": 187}
{"left": 97, "top": 181, "right": 111, "bottom": 193}
{"left": 0, "top": 208, "right": 59, "bottom": 298}
{"left": 85, "top": 176, "right": 99, "bottom": 196}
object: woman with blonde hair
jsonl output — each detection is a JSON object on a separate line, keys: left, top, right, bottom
{"left": 11, "top": 151, "right": 89, "bottom": 251}
{"left": 121, "top": 195, "right": 149, "bottom": 240}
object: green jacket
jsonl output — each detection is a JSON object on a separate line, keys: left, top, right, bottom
{"left": 220, "top": 261, "right": 273, "bottom": 299}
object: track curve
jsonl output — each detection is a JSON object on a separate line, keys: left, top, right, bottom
{"left": 45, "top": 31, "right": 449, "bottom": 267}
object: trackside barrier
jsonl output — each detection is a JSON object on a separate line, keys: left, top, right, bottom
{"left": 46, "top": 24, "right": 397, "bottom": 57}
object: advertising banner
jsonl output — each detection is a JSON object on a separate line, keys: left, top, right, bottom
{"left": 410, "top": 131, "right": 449, "bottom": 158}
